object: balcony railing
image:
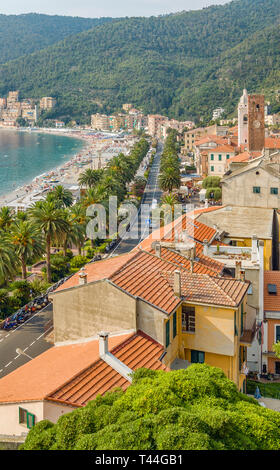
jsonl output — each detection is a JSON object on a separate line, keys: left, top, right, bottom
{"left": 240, "top": 320, "right": 256, "bottom": 345}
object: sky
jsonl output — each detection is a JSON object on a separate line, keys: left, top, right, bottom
{"left": 0, "top": 0, "right": 230, "bottom": 18}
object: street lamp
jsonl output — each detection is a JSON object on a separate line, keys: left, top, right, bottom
{"left": 16, "top": 348, "right": 33, "bottom": 360}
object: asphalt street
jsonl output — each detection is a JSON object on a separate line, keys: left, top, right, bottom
{"left": 0, "top": 304, "right": 53, "bottom": 378}
{"left": 111, "top": 143, "right": 163, "bottom": 255}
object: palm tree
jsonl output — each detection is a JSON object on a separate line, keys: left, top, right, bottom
{"left": 70, "top": 204, "right": 87, "bottom": 255}
{"left": 81, "top": 186, "right": 107, "bottom": 209}
{"left": 78, "top": 169, "right": 103, "bottom": 189}
{"left": 0, "top": 207, "right": 14, "bottom": 232}
{"left": 159, "top": 167, "right": 181, "bottom": 193}
{"left": 29, "top": 201, "right": 70, "bottom": 283}
{"left": 59, "top": 210, "right": 85, "bottom": 257}
{"left": 10, "top": 220, "right": 45, "bottom": 279}
{"left": 46, "top": 185, "right": 74, "bottom": 208}
{"left": 0, "top": 232, "right": 17, "bottom": 285}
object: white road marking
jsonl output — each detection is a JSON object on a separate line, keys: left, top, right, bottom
{"left": 5, "top": 362, "right": 12, "bottom": 368}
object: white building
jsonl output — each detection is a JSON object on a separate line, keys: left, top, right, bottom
{"left": 238, "top": 89, "right": 249, "bottom": 147}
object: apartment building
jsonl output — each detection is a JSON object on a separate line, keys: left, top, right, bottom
{"left": 184, "top": 124, "right": 229, "bottom": 153}
{"left": 40, "top": 97, "right": 56, "bottom": 110}
{"left": 147, "top": 114, "right": 168, "bottom": 138}
{"left": 91, "top": 113, "right": 110, "bottom": 131}
{"left": 208, "top": 144, "right": 236, "bottom": 176}
{"left": 263, "top": 271, "right": 280, "bottom": 375}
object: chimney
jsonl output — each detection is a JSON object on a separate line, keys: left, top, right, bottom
{"left": 79, "top": 267, "right": 87, "bottom": 285}
{"left": 98, "top": 332, "right": 133, "bottom": 383}
{"left": 174, "top": 270, "right": 181, "bottom": 297}
{"left": 251, "top": 234, "right": 258, "bottom": 262}
{"left": 98, "top": 331, "right": 109, "bottom": 357}
{"left": 155, "top": 242, "right": 161, "bottom": 258}
{"left": 235, "top": 261, "right": 242, "bottom": 280}
{"left": 190, "top": 259, "right": 194, "bottom": 274}
{"left": 203, "top": 239, "right": 209, "bottom": 257}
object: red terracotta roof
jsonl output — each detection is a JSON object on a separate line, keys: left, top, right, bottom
{"left": 227, "top": 151, "right": 262, "bottom": 164}
{"left": 0, "top": 333, "right": 132, "bottom": 404}
{"left": 265, "top": 137, "right": 280, "bottom": 149}
{"left": 148, "top": 246, "right": 224, "bottom": 277}
{"left": 264, "top": 271, "right": 280, "bottom": 311}
{"left": 194, "top": 135, "right": 226, "bottom": 147}
{"left": 136, "top": 214, "right": 217, "bottom": 251}
{"left": 54, "top": 252, "right": 137, "bottom": 293}
{"left": 207, "top": 144, "right": 235, "bottom": 153}
{"left": 110, "top": 250, "right": 181, "bottom": 314}
{"left": 47, "top": 331, "right": 166, "bottom": 407}
{"left": 165, "top": 272, "right": 249, "bottom": 308}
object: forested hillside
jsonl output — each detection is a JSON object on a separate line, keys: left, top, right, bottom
{"left": 0, "top": 0, "right": 279, "bottom": 123}
{"left": 0, "top": 13, "right": 114, "bottom": 63}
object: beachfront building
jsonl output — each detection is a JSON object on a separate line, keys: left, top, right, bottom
{"left": 40, "top": 97, "right": 57, "bottom": 110}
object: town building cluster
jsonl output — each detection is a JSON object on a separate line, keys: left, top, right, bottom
{"left": 1, "top": 89, "right": 280, "bottom": 439}
{"left": 0, "top": 91, "right": 56, "bottom": 127}
{"left": 91, "top": 104, "right": 195, "bottom": 137}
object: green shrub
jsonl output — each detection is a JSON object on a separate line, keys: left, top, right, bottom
{"left": 20, "top": 365, "right": 280, "bottom": 451}
{"left": 70, "top": 255, "right": 88, "bottom": 269}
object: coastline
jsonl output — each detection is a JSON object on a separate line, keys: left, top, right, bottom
{"left": 0, "top": 127, "right": 90, "bottom": 207}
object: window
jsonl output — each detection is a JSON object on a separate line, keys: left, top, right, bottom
{"left": 268, "top": 284, "right": 277, "bottom": 295}
{"left": 173, "top": 312, "right": 177, "bottom": 339}
{"left": 271, "top": 187, "right": 278, "bottom": 195}
{"left": 182, "top": 306, "right": 195, "bottom": 332}
{"left": 191, "top": 350, "right": 205, "bottom": 364}
{"left": 19, "top": 408, "right": 35, "bottom": 429}
{"left": 211, "top": 166, "right": 214, "bottom": 172}
{"left": 218, "top": 154, "right": 222, "bottom": 161}
{"left": 276, "top": 326, "right": 280, "bottom": 343}
{"left": 253, "top": 186, "right": 261, "bottom": 194}
{"left": 166, "top": 320, "right": 170, "bottom": 348}
{"left": 210, "top": 154, "right": 214, "bottom": 160}
{"left": 226, "top": 154, "right": 230, "bottom": 159}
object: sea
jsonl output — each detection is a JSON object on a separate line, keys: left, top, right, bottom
{"left": 0, "top": 129, "right": 84, "bottom": 197}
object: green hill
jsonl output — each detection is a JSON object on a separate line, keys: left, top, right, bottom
{"left": 0, "top": 13, "right": 114, "bottom": 63}
{"left": 0, "top": 0, "right": 279, "bottom": 123}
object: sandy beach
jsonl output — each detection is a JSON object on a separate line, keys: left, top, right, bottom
{"left": 0, "top": 127, "right": 137, "bottom": 208}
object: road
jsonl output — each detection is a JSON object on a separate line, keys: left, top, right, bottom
{"left": 0, "top": 304, "right": 53, "bottom": 378}
{"left": 111, "top": 142, "right": 163, "bottom": 255}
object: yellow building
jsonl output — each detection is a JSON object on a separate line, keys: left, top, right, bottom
{"left": 163, "top": 270, "right": 251, "bottom": 392}
{"left": 196, "top": 206, "right": 277, "bottom": 271}
{"left": 51, "top": 245, "right": 250, "bottom": 392}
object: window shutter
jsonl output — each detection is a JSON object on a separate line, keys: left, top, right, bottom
{"left": 166, "top": 320, "right": 170, "bottom": 348}
{"left": 173, "top": 312, "right": 177, "bottom": 339}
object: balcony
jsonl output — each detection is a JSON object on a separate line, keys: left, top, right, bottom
{"left": 240, "top": 320, "right": 256, "bottom": 345}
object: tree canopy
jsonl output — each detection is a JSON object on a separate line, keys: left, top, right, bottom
{"left": 21, "top": 364, "right": 280, "bottom": 451}
{"left": 0, "top": 1, "right": 280, "bottom": 123}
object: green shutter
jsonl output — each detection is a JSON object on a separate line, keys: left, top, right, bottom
{"left": 166, "top": 320, "right": 170, "bottom": 348}
{"left": 234, "top": 312, "right": 238, "bottom": 336}
{"left": 173, "top": 312, "right": 177, "bottom": 339}
{"left": 241, "top": 304, "right": 244, "bottom": 336}
{"left": 191, "top": 350, "right": 205, "bottom": 364}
